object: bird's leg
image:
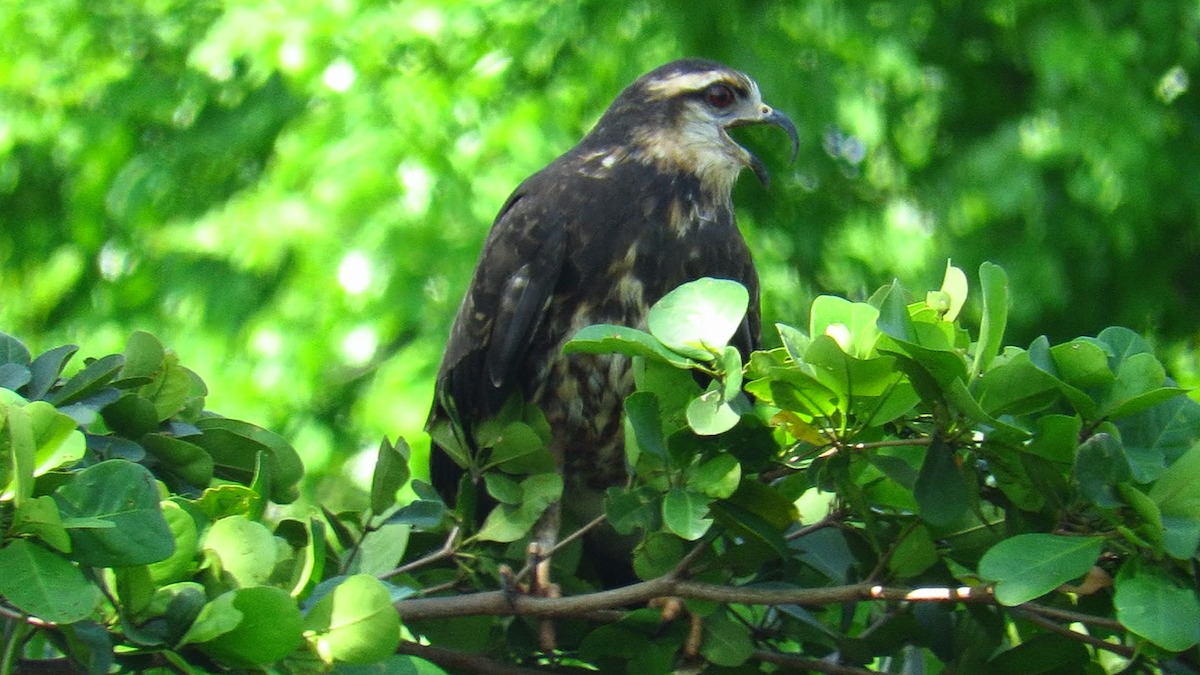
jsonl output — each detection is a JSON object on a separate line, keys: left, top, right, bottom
{"left": 529, "top": 502, "right": 561, "bottom": 652}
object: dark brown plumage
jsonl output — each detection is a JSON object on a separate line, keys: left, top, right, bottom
{"left": 427, "top": 59, "right": 797, "bottom": 550}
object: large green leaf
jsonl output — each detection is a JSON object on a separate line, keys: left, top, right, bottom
{"left": 647, "top": 277, "right": 748, "bottom": 361}
{"left": 913, "top": 439, "right": 970, "bottom": 529}
{"left": 685, "top": 388, "right": 740, "bottom": 436}
{"left": 971, "top": 262, "right": 1009, "bottom": 378}
{"left": 1149, "top": 442, "right": 1200, "bottom": 559}
{"left": 52, "top": 460, "right": 175, "bottom": 567}
{"left": 563, "top": 324, "right": 698, "bottom": 368}
{"left": 624, "top": 391, "right": 667, "bottom": 460}
{"left": 303, "top": 574, "right": 400, "bottom": 665}
{"left": 1114, "top": 563, "right": 1200, "bottom": 651}
{"left": 196, "top": 587, "right": 304, "bottom": 667}
{"left": 978, "top": 534, "right": 1104, "bottom": 605}
{"left": 140, "top": 433, "right": 215, "bottom": 488}
{"left": 193, "top": 417, "right": 303, "bottom": 503}
{"left": 661, "top": 489, "right": 712, "bottom": 540}
{"left": 0, "top": 539, "right": 101, "bottom": 623}
{"left": 202, "top": 515, "right": 276, "bottom": 587}
{"left": 808, "top": 295, "right": 880, "bottom": 358}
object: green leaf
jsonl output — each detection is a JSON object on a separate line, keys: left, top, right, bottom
{"left": 386, "top": 499, "right": 446, "bottom": 529}
{"left": 4, "top": 401, "right": 36, "bottom": 504}
{"left": 625, "top": 391, "right": 667, "bottom": 460}
{"left": 25, "top": 345, "right": 78, "bottom": 401}
{"left": 1074, "top": 433, "right": 1131, "bottom": 508}
{"left": 0, "top": 363, "right": 31, "bottom": 391}
{"left": 119, "top": 331, "right": 165, "bottom": 381}
{"left": 354, "top": 523, "right": 411, "bottom": 577}
{"left": 632, "top": 531, "right": 684, "bottom": 580}
{"left": 700, "top": 611, "right": 754, "bottom": 667}
{"left": 46, "top": 354, "right": 124, "bottom": 407}
{"left": 140, "top": 353, "right": 195, "bottom": 421}
{"left": 1114, "top": 563, "right": 1200, "bottom": 651}
{"left": 196, "top": 587, "right": 304, "bottom": 667}
{"left": 720, "top": 344, "right": 743, "bottom": 399}
{"left": 937, "top": 260, "right": 969, "bottom": 321}
{"left": 662, "top": 489, "right": 712, "bottom": 540}
{"left": 647, "top": 278, "right": 749, "bottom": 361}
{"left": 114, "top": 564, "right": 155, "bottom": 619}
{"left": 687, "top": 454, "right": 741, "bottom": 499}
{"left": 193, "top": 417, "right": 303, "bottom": 503}
{"left": 875, "top": 279, "right": 915, "bottom": 342}
{"left": 483, "top": 472, "right": 523, "bottom": 504}
{"left": 179, "top": 591, "right": 244, "bottom": 645}
{"left": 140, "top": 433, "right": 215, "bottom": 488}
{"left": 605, "top": 486, "right": 661, "bottom": 535}
{"left": 474, "top": 473, "right": 562, "bottom": 542}
{"left": 99, "top": 392, "right": 159, "bottom": 438}
{"left": 971, "top": 262, "right": 1008, "bottom": 378}
{"left": 1102, "top": 352, "right": 1185, "bottom": 420}
{"left": 52, "top": 460, "right": 175, "bottom": 567}
{"left": 987, "top": 632, "right": 1089, "bottom": 675}
{"left": 913, "top": 439, "right": 970, "bottom": 529}
{"left": 202, "top": 515, "right": 277, "bottom": 587}
{"left": 1049, "top": 339, "right": 1114, "bottom": 389}
{"left": 804, "top": 335, "right": 902, "bottom": 399}
{"left": 148, "top": 501, "right": 200, "bottom": 585}
{"left": 775, "top": 323, "right": 810, "bottom": 362}
{"left": 1119, "top": 395, "right": 1200, "bottom": 482}
{"left": 482, "top": 420, "right": 551, "bottom": 473}
{"left": 978, "top": 534, "right": 1104, "bottom": 606}
{"left": 563, "top": 324, "right": 699, "bottom": 368}
{"left": 1149, "top": 442, "right": 1200, "bottom": 559}
{"left": 972, "top": 357, "right": 1061, "bottom": 417}
{"left": 0, "top": 539, "right": 101, "bottom": 623}
{"left": 1025, "top": 415, "right": 1083, "bottom": 464}
{"left": 303, "top": 574, "right": 400, "bottom": 665}
{"left": 10, "top": 495, "right": 71, "bottom": 552}
{"left": 369, "top": 436, "right": 411, "bottom": 514}
{"left": 686, "top": 388, "right": 740, "bottom": 436}
{"left": 25, "top": 401, "right": 86, "bottom": 477}
{"left": 809, "top": 295, "right": 880, "bottom": 358}
{"left": 0, "top": 333, "right": 32, "bottom": 366}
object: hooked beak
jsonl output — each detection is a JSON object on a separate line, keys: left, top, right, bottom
{"left": 729, "top": 105, "right": 799, "bottom": 187}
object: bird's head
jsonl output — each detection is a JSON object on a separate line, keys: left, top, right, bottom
{"left": 585, "top": 59, "right": 799, "bottom": 196}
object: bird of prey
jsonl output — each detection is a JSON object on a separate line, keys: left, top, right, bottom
{"left": 427, "top": 58, "right": 797, "bottom": 565}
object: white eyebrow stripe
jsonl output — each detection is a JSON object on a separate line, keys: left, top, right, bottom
{"left": 643, "top": 71, "right": 754, "bottom": 99}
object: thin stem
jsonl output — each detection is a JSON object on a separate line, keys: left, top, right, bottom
{"left": 397, "top": 641, "right": 557, "bottom": 675}
{"left": 752, "top": 649, "right": 878, "bottom": 675}
{"left": 1020, "top": 602, "right": 1124, "bottom": 631}
{"left": 784, "top": 512, "right": 842, "bottom": 541}
{"left": 839, "top": 437, "right": 933, "bottom": 451}
{"left": 1010, "top": 607, "right": 1135, "bottom": 659}
{"left": 515, "top": 515, "right": 608, "bottom": 583}
{"left": 380, "top": 526, "right": 460, "bottom": 580}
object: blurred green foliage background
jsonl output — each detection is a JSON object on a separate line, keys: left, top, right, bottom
{"left": 4, "top": 0, "right": 1198, "bottom": 504}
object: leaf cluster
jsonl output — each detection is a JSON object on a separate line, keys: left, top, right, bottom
{"left": 0, "top": 334, "right": 410, "bottom": 674}
{"left": 4, "top": 262, "right": 1200, "bottom": 674}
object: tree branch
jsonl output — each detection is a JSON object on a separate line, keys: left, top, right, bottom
{"left": 752, "top": 650, "right": 878, "bottom": 675}
{"left": 1010, "top": 608, "right": 1136, "bottom": 658}
{"left": 397, "top": 641, "right": 557, "bottom": 675}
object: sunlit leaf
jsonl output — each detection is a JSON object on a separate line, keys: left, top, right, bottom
{"left": 647, "top": 278, "right": 749, "bottom": 361}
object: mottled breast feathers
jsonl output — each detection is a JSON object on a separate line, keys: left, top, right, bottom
{"left": 427, "top": 58, "right": 795, "bottom": 508}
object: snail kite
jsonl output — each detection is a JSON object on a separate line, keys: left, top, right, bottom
{"left": 427, "top": 58, "right": 798, "bottom": 554}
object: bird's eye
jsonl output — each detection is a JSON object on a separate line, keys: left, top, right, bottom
{"left": 706, "top": 84, "right": 736, "bottom": 109}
